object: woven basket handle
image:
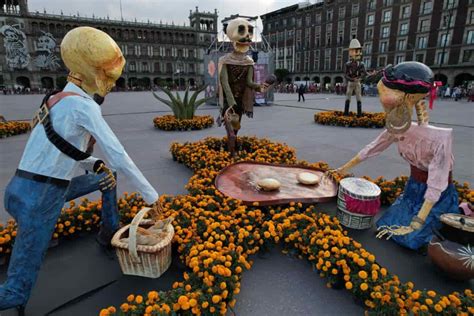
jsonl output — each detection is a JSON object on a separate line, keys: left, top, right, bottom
{"left": 128, "top": 207, "right": 153, "bottom": 263}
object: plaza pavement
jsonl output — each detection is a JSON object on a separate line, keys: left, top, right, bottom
{"left": 0, "top": 92, "right": 472, "bottom": 315}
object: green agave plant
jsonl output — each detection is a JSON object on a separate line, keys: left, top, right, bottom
{"left": 152, "top": 85, "right": 211, "bottom": 120}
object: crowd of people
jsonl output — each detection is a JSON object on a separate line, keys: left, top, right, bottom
{"left": 439, "top": 85, "right": 474, "bottom": 101}
{"left": 274, "top": 82, "right": 380, "bottom": 97}
{"left": 273, "top": 82, "right": 474, "bottom": 101}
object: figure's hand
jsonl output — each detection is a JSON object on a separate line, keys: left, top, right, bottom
{"left": 376, "top": 225, "right": 414, "bottom": 240}
{"left": 96, "top": 163, "right": 116, "bottom": 192}
{"left": 376, "top": 216, "right": 425, "bottom": 240}
{"left": 259, "top": 83, "right": 270, "bottom": 93}
{"left": 321, "top": 168, "right": 341, "bottom": 185}
{"left": 150, "top": 199, "right": 164, "bottom": 219}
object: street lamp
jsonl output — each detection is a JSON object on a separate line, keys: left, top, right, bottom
{"left": 176, "top": 69, "right": 181, "bottom": 90}
{"left": 438, "top": 2, "right": 455, "bottom": 81}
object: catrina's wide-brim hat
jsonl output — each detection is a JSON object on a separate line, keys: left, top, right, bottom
{"left": 382, "top": 62, "right": 434, "bottom": 94}
{"left": 382, "top": 61, "right": 442, "bottom": 109}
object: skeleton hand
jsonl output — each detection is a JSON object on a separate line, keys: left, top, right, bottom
{"left": 321, "top": 169, "right": 340, "bottom": 185}
{"left": 259, "top": 83, "right": 270, "bottom": 93}
{"left": 376, "top": 218, "right": 424, "bottom": 240}
{"left": 150, "top": 199, "right": 164, "bottom": 219}
{"left": 96, "top": 163, "right": 116, "bottom": 192}
{"left": 376, "top": 225, "right": 413, "bottom": 239}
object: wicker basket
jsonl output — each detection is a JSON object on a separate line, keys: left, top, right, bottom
{"left": 336, "top": 206, "right": 374, "bottom": 230}
{"left": 111, "top": 207, "right": 174, "bottom": 278}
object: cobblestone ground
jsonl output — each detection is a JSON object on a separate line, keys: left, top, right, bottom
{"left": 0, "top": 92, "right": 472, "bottom": 315}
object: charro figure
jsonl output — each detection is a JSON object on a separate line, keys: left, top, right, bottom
{"left": 344, "top": 38, "right": 367, "bottom": 117}
{"left": 333, "top": 61, "right": 459, "bottom": 250}
{"left": 0, "top": 27, "right": 163, "bottom": 314}
{"left": 218, "top": 17, "right": 268, "bottom": 157}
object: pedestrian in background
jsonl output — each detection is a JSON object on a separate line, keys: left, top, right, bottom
{"left": 298, "top": 84, "right": 306, "bottom": 102}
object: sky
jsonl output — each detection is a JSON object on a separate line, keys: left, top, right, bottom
{"left": 29, "top": 0, "right": 301, "bottom": 35}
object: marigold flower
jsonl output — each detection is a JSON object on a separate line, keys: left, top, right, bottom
{"left": 358, "top": 271, "right": 368, "bottom": 279}
{"left": 345, "top": 282, "right": 353, "bottom": 290}
{"left": 99, "top": 309, "right": 109, "bottom": 316}
{"left": 120, "top": 303, "right": 129, "bottom": 312}
{"left": 360, "top": 283, "right": 369, "bottom": 291}
{"left": 212, "top": 295, "right": 221, "bottom": 304}
{"left": 427, "top": 290, "right": 436, "bottom": 298}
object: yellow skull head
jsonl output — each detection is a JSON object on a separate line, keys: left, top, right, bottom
{"left": 377, "top": 81, "right": 428, "bottom": 134}
{"left": 61, "top": 26, "right": 125, "bottom": 97}
{"left": 225, "top": 18, "right": 254, "bottom": 54}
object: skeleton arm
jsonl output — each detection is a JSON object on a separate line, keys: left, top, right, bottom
{"left": 246, "top": 65, "right": 262, "bottom": 91}
{"left": 344, "top": 63, "right": 352, "bottom": 81}
{"left": 360, "top": 62, "right": 368, "bottom": 80}
{"left": 336, "top": 155, "right": 362, "bottom": 174}
{"left": 220, "top": 64, "right": 237, "bottom": 108}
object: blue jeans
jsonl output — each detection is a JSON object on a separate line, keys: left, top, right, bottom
{"left": 0, "top": 171, "right": 118, "bottom": 309}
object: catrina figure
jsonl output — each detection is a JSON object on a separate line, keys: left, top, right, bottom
{"left": 218, "top": 17, "right": 269, "bottom": 157}
{"left": 334, "top": 61, "right": 459, "bottom": 250}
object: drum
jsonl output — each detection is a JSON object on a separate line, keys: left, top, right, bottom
{"left": 337, "top": 177, "right": 381, "bottom": 230}
{"left": 427, "top": 213, "right": 474, "bottom": 280}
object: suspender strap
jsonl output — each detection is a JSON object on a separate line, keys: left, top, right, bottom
{"left": 40, "top": 90, "right": 92, "bottom": 161}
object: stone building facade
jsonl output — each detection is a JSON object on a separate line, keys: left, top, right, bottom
{"left": 0, "top": 0, "right": 218, "bottom": 90}
{"left": 261, "top": 0, "right": 474, "bottom": 87}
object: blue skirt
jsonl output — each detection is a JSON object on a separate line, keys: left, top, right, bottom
{"left": 376, "top": 177, "right": 459, "bottom": 250}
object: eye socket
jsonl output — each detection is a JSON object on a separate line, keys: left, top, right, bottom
{"left": 238, "top": 25, "right": 246, "bottom": 35}
{"left": 248, "top": 26, "right": 254, "bottom": 35}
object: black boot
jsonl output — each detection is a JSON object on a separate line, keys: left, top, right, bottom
{"left": 357, "top": 101, "right": 362, "bottom": 117}
{"left": 344, "top": 100, "right": 350, "bottom": 116}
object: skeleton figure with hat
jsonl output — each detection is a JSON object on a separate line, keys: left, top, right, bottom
{"left": 218, "top": 17, "right": 270, "bottom": 157}
{"left": 0, "top": 27, "right": 163, "bottom": 314}
{"left": 331, "top": 61, "right": 458, "bottom": 250}
{"left": 344, "top": 38, "right": 368, "bottom": 117}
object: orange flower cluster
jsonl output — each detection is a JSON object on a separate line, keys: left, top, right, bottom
{"left": 153, "top": 115, "right": 214, "bottom": 131}
{"left": 453, "top": 181, "right": 474, "bottom": 204}
{"left": 100, "top": 137, "right": 472, "bottom": 316}
{"left": 315, "top": 111, "right": 386, "bottom": 128}
{"left": 0, "top": 120, "right": 30, "bottom": 138}
{"left": 0, "top": 193, "right": 148, "bottom": 257}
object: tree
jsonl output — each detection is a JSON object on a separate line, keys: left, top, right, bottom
{"left": 274, "top": 68, "right": 290, "bottom": 83}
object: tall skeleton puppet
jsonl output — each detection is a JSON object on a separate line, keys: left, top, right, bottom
{"left": 344, "top": 39, "right": 368, "bottom": 117}
{"left": 218, "top": 18, "right": 268, "bottom": 156}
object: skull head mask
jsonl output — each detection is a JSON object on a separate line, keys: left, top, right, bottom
{"left": 61, "top": 26, "right": 125, "bottom": 98}
{"left": 37, "top": 32, "right": 56, "bottom": 51}
{"left": 348, "top": 38, "right": 362, "bottom": 61}
{"left": 225, "top": 18, "right": 254, "bottom": 54}
{"left": 377, "top": 62, "right": 434, "bottom": 134}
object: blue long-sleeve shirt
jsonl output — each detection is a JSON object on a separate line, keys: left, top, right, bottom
{"left": 18, "top": 82, "right": 159, "bottom": 204}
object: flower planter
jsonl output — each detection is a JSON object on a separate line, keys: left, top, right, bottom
{"left": 153, "top": 115, "right": 214, "bottom": 131}
{"left": 314, "top": 111, "right": 385, "bottom": 128}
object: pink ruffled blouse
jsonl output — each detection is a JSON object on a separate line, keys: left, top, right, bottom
{"left": 358, "top": 123, "right": 454, "bottom": 203}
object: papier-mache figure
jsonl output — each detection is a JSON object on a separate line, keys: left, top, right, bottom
{"left": 344, "top": 38, "right": 367, "bottom": 117}
{"left": 0, "top": 27, "right": 162, "bottom": 314}
{"left": 218, "top": 17, "right": 269, "bottom": 156}
{"left": 334, "top": 61, "right": 459, "bottom": 250}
